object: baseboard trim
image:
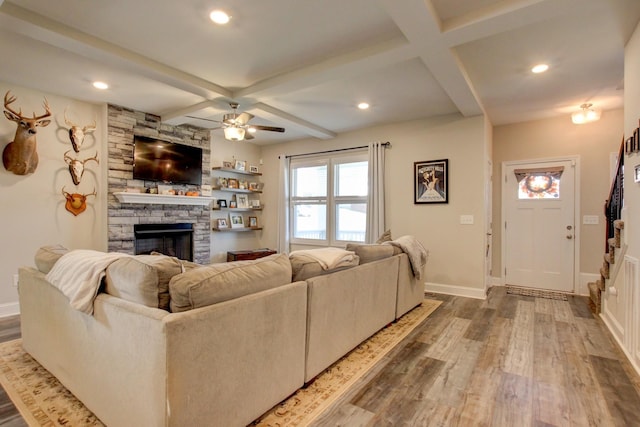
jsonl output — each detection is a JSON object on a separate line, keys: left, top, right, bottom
{"left": 600, "top": 307, "right": 640, "bottom": 378}
{"left": 0, "top": 302, "right": 20, "bottom": 318}
{"left": 425, "top": 282, "right": 486, "bottom": 300}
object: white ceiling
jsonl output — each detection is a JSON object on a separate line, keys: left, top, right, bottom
{"left": 1, "top": 0, "right": 639, "bottom": 144}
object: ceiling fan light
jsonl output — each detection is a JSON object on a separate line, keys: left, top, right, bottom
{"left": 571, "top": 103, "right": 601, "bottom": 124}
{"left": 248, "top": 127, "right": 257, "bottom": 133}
{"left": 224, "top": 127, "right": 245, "bottom": 141}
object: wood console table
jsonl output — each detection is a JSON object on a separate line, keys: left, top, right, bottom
{"left": 227, "top": 248, "right": 277, "bottom": 262}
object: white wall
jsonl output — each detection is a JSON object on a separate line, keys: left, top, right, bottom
{"left": 209, "top": 134, "right": 263, "bottom": 263}
{"left": 0, "top": 82, "right": 107, "bottom": 315}
{"left": 260, "top": 114, "right": 489, "bottom": 297}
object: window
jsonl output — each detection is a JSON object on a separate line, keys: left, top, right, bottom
{"left": 290, "top": 152, "right": 368, "bottom": 245}
{"left": 514, "top": 166, "right": 563, "bottom": 199}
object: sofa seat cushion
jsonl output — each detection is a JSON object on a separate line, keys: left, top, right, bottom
{"left": 345, "top": 243, "right": 401, "bottom": 264}
{"left": 289, "top": 249, "right": 359, "bottom": 281}
{"left": 105, "top": 254, "right": 185, "bottom": 311}
{"left": 34, "top": 244, "right": 69, "bottom": 273}
{"left": 168, "top": 253, "right": 292, "bottom": 313}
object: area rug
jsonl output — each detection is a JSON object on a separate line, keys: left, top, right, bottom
{"left": 506, "top": 284, "right": 569, "bottom": 300}
{"left": 254, "top": 298, "right": 441, "bottom": 426}
{"left": 0, "top": 299, "right": 440, "bottom": 427}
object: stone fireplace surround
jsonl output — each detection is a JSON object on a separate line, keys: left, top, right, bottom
{"left": 107, "top": 104, "right": 212, "bottom": 265}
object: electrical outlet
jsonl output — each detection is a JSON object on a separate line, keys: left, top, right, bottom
{"left": 12, "top": 274, "right": 18, "bottom": 288}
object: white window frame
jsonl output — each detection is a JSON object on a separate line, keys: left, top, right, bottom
{"left": 290, "top": 151, "right": 368, "bottom": 247}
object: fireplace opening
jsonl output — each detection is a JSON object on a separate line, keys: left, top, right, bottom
{"left": 134, "top": 223, "right": 193, "bottom": 261}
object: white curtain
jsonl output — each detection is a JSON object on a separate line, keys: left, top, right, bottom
{"left": 276, "top": 155, "right": 291, "bottom": 254}
{"left": 366, "top": 142, "right": 386, "bottom": 243}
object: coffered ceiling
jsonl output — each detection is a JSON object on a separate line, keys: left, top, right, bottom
{"left": 0, "top": 0, "right": 638, "bottom": 144}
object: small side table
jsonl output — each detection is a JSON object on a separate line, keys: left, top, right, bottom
{"left": 227, "top": 248, "right": 277, "bottom": 262}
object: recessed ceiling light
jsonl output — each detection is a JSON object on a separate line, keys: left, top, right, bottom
{"left": 210, "top": 10, "right": 231, "bottom": 24}
{"left": 531, "top": 64, "right": 549, "bottom": 74}
{"left": 357, "top": 102, "right": 370, "bottom": 110}
{"left": 92, "top": 81, "right": 109, "bottom": 90}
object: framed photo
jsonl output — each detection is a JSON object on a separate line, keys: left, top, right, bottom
{"left": 248, "top": 216, "right": 258, "bottom": 228}
{"left": 218, "top": 199, "right": 227, "bottom": 208}
{"left": 414, "top": 159, "right": 448, "bottom": 204}
{"left": 227, "top": 178, "right": 239, "bottom": 189}
{"left": 223, "top": 161, "right": 233, "bottom": 168}
{"left": 235, "top": 160, "right": 247, "bottom": 171}
{"left": 250, "top": 199, "right": 261, "bottom": 208}
{"left": 249, "top": 182, "right": 259, "bottom": 191}
{"left": 249, "top": 165, "right": 259, "bottom": 173}
{"left": 216, "top": 218, "right": 228, "bottom": 229}
{"left": 218, "top": 177, "right": 228, "bottom": 188}
{"left": 229, "top": 200, "right": 237, "bottom": 208}
{"left": 237, "top": 194, "right": 249, "bottom": 208}
{"left": 230, "top": 214, "right": 244, "bottom": 228}
{"left": 635, "top": 164, "right": 640, "bottom": 183}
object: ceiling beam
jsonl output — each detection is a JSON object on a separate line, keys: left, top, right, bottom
{"left": 250, "top": 103, "right": 337, "bottom": 140}
{"left": 0, "top": 2, "right": 231, "bottom": 99}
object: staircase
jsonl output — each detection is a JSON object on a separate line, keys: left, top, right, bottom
{"left": 588, "top": 138, "right": 624, "bottom": 314}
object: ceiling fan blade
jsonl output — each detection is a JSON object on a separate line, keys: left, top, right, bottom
{"left": 244, "top": 132, "right": 255, "bottom": 140}
{"left": 236, "top": 112, "right": 254, "bottom": 125}
{"left": 251, "top": 125, "right": 285, "bottom": 133}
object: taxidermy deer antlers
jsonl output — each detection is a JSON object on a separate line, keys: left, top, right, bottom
{"left": 64, "top": 150, "right": 99, "bottom": 185}
{"left": 64, "top": 110, "right": 96, "bottom": 152}
{"left": 2, "top": 91, "right": 51, "bottom": 175}
{"left": 62, "top": 186, "right": 96, "bottom": 216}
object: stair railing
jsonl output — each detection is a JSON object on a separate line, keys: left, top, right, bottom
{"left": 604, "top": 138, "right": 625, "bottom": 251}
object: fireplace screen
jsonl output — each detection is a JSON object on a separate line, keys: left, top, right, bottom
{"left": 134, "top": 223, "right": 193, "bottom": 261}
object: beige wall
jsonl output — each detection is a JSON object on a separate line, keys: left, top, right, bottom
{"left": 0, "top": 82, "right": 107, "bottom": 313}
{"left": 492, "top": 110, "right": 623, "bottom": 290}
{"left": 260, "top": 114, "right": 489, "bottom": 295}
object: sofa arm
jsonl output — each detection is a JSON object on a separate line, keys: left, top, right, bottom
{"left": 395, "top": 253, "right": 425, "bottom": 318}
{"left": 163, "top": 280, "right": 308, "bottom": 427}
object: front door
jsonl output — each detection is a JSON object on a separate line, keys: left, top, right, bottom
{"left": 504, "top": 159, "right": 576, "bottom": 292}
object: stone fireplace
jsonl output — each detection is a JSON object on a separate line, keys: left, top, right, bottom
{"left": 134, "top": 223, "right": 194, "bottom": 261}
{"left": 107, "top": 104, "right": 212, "bottom": 264}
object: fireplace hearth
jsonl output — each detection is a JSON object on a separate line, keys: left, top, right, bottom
{"left": 134, "top": 223, "right": 194, "bottom": 261}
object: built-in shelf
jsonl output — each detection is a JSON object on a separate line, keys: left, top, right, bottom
{"left": 211, "top": 186, "right": 262, "bottom": 194}
{"left": 213, "top": 207, "right": 263, "bottom": 212}
{"left": 212, "top": 166, "right": 262, "bottom": 176}
{"left": 212, "top": 227, "right": 264, "bottom": 232}
{"left": 114, "top": 192, "right": 216, "bottom": 206}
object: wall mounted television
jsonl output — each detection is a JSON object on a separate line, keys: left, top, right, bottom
{"left": 133, "top": 136, "right": 203, "bottom": 186}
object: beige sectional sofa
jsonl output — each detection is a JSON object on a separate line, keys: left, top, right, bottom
{"left": 18, "top": 243, "right": 425, "bottom": 427}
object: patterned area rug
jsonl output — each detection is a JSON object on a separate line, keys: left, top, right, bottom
{"left": 0, "top": 299, "right": 441, "bottom": 427}
{"left": 505, "top": 284, "right": 569, "bottom": 300}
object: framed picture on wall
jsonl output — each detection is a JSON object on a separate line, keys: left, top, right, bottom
{"left": 414, "top": 159, "right": 448, "bottom": 204}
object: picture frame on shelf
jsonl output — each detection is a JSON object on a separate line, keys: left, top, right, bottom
{"left": 414, "top": 159, "right": 448, "bottom": 204}
{"left": 249, "top": 182, "right": 259, "bottom": 191}
{"left": 230, "top": 214, "right": 244, "bottom": 228}
{"left": 250, "top": 199, "right": 261, "bottom": 208}
{"left": 227, "top": 178, "right": 239, "bottom": 188}
{"left": 217, "top": 218, "right": 228, "bottom": 228}
{"left": 249, "top": 165, "right": 259, "bottom": 173}
{"left": 218, "top": 177, "right": 228, "bottom": 188}
{"left": 223, "top": 161, "right": 233, "bottom": 168}
{"left": 218, "top": 199, "right": 227, "bottom": 208}
{"left": 235, "top": 160, "right": 247, "bottom": 171}
{"left": 238, "top": 180, "right": 248, "bottom": 190}
{"left": 248, "top": 216, "right": 258, "bottom": 228}
{"left": 229, "top": 200, "right": 237, "bottom": 208}
{"left": 237, "top": 194, "right": 249, "bottom": 208}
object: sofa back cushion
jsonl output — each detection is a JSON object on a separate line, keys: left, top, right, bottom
{"left": 345, "top": 243, "right": 401, "bottom": 264}
{"left": 34, "top": 244, "right": 69, "bottom": 273}
{"left": 168, "top": 253, "right": 292, "bottom": 313}
{"left": 105, "top": 254, "right": 185, "bottom": 311}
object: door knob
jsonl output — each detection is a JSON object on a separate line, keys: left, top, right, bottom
{"left": 566, "top": 235, "right": 573, "bottom": 239}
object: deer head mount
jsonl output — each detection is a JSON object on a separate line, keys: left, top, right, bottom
{"left": 2, "top": 91, "right": 51, "bottom": 175}
{"left": 64, "top": 110, "right": 96, "bottom": 153}
{"left": 62, "top": 186, "right": 96, "bottom": 216}
{"left": 64, "top": 150, "right": 99, "bottom": 185}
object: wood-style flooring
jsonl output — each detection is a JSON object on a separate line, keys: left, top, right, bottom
{"left": 0, "top": 287, "right": 639, "bottom": 426}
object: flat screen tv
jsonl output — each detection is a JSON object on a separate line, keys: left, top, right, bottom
{"left": 133, "top": 136, "right": 203, "bottom": 186}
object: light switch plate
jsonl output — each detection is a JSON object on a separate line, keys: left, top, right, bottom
{"left": 460, "top": 215, "right": 474, "bottom": 225}
{"left": 583, "top": 215, "right": 599, "bottom": 225}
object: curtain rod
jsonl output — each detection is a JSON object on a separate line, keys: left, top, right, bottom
{"left": 283, "top": 141, "right": 390, "bottom": 159}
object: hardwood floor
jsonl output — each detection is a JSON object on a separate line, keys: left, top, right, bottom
{"left": 0, "top": 288, "right": 639, "bottom": 426}
{"left": 311, "top": 287, "right": 640, "bottom": 427}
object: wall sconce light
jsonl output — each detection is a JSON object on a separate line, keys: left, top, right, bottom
{"left": 571, "top": 103, "right": 601, "bottom": 124}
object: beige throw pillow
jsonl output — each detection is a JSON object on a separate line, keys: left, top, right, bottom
{"left": 34, "top": 244, "right": 69, "bottom": 273}
{"left": 376, "top": 229, "right": 392, "bottom": 243}
{"left": 345, "top": 243, "right": 400, "bottom": 264}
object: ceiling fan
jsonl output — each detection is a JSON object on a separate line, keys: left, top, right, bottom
{"left": 187, "top": 103, "right": 285, "bottom": 141}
